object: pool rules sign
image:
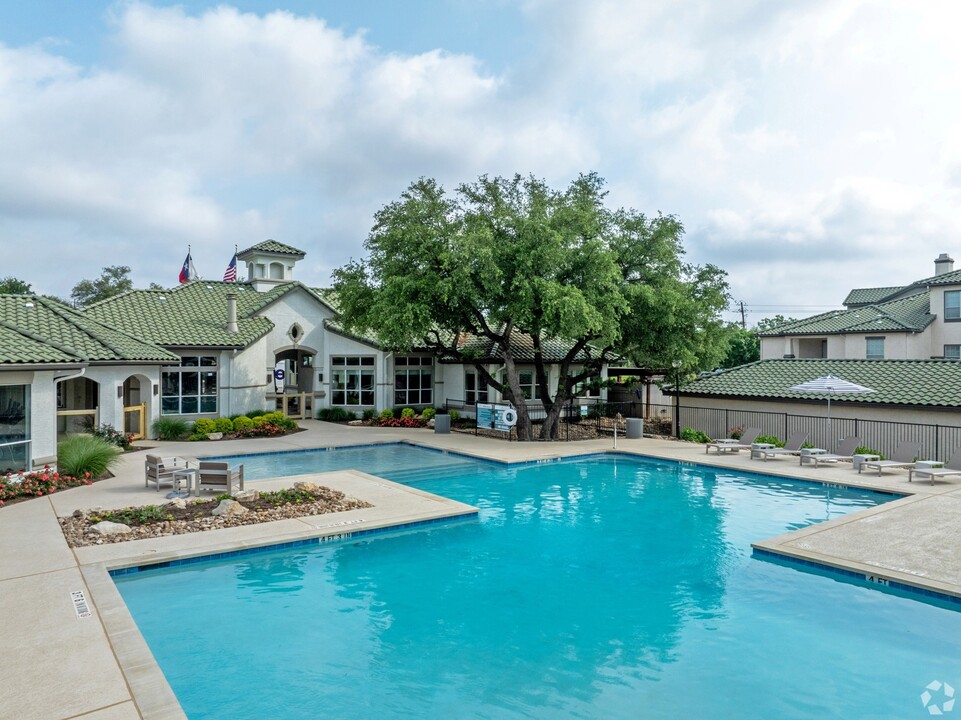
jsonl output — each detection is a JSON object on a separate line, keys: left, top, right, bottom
{"left": 477, "top": 403, "right": 518, "bottom": 433}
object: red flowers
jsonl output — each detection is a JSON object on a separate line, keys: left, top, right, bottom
{"left": 0, "top": 465, "right": 93, "bottom": 507}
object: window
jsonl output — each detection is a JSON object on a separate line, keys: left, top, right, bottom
{"left": 465, "top": 369, "right": 489, "bottom": 405}
{"left": 0, "top": 384, "right": 29, "bottom": 472}
{"left": 161, "top": 356, "right": 218, "bottom": 415}
{"left": 502, "top": 368, "right": 542, "bottom": 400}
{"left": 572, "top": 376, "right": 601, "bottom": 398}
{"left": 946, "top": 291, "right": 961, "bottom": 320}
{"left": 865, "top": 337, "right": 885, "bottom": 360}
{"left": 331, "top": 356, "right": 375, "bottom": 406}
{"left": 945, "top": 345, "right": 961, "bottom": 360}
{"left": 395, "top": 356, "right": 433, "bottom": 405}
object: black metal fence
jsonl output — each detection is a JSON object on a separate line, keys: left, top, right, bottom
{"left": 446, "top": 398, "right": 961, "bottom": 457}
{"left": 662, "top": 403, "right": 961, "bottom": 461}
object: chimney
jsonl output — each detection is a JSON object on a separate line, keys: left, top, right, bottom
{"left": 226, "top": 293, "right": 238, "bottom": 334}
{"left": 935, "top": 253, "right": 955, "bottom": 276}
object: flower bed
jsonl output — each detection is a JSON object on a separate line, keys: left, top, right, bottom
{"left": 59, "top": 483, "right": 372, "bottom": 547}
{"left": 0, "top": 466, "right": 93, "bottom": 508}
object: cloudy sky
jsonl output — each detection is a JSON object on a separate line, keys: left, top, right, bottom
{"left": 2, "top": 1, "right": 959, "bottom": 323}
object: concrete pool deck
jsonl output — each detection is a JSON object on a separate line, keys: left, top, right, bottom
{"left": 4, "top": 420, "right": 961, "bottom": 719}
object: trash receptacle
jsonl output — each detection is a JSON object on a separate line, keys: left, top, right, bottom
{"left": 434, "top": 415, "right": 451, "bottom": 434}
{"left": 626, "top": 418, "right": 642, "bottom": 439}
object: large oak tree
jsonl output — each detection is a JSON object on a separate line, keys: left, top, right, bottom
{"left": 333, "top": 173, "right": 730, "bottom": 440}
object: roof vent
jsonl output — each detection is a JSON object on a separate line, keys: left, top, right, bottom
{"left": 935, "top": 253, "right": 954, "bottom": 276}
{"left": 23, "top": 301, "right": 34, "bottom": 308}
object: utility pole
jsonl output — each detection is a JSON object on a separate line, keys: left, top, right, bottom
{"left": 739, "top": 301, "right": 747, "bottom": 330}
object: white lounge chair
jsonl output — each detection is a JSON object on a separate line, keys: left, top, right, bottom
{"left": 197, "top": 461, "right": 245, "bottom": 495}
{"left": 859, "top": 441, "right": 921, "bottom": 476}
{"left": 800, "top": 437, "right": 861, "bottom": 468}
{"left": 755, "top": 431, "right": 809, "bottom": 461}
{"left": 145, "top": 454, "right": 189, "bottom": 491}
{"left": 908, "top": 448, "right": 961, "bottom": 485}
{"left": 706, "top": 428, "right": 761, "bottom": 454}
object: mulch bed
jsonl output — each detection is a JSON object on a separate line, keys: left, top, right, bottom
{"left": 59, "top": 485, "right": 372, "bottom": 547}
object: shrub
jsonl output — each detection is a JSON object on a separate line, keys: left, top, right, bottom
{"left": 362, "top": 409, "right": 377, "bottom": 421}
{"left": 755, "top": 434, "right": 784, "bottom": 447}
{"left": 0, "top": 466, "right": 92, "bottom": 506}
{"left": 449, "top": 410, "right": 460, "bottom": 422}
{"left": 400, "top": 407, "right": 416, "bottom": 420}
{"left": 380, "top": 408, "right": 394, "bottom": 420}
{"left": 88, "top": 423, "right": 133, "bottom": 450}
{"left": 855, "top": 445, "right": 884, "bottom": 460}
{"left": 213, "top": 417, "right": 234, "bottom": 434}
{"left": 247, "top": 408, "right": 270, "bottom": 418}
{"left": 318, "top": 408, "right": 355, "bottom": 422}
{"left": 57, "top": 435, "right": 120, "bottom": 478}
{"left": 377, "top": 416, "right": 427, "bottom": 428}
{"left": 232, "top": 416, "right": 254, "bottom": 431}
{"left": 421, "top": 407, "right": 437, "bottom": 422}
{"left": 728, "top": 426, "right": 745, "bottom": 440}
{"left": 153, "top": 417, "right": 190, "bottom": 441}
{"left": 680, "top": 427, "right": 711, "bottom": 443}
{"left": 91, "top": 504, "right": 173, "bottom": 526}
{"left": 235, "top": 421, "right": 288, "bottom": 438}
{"left": 188, "top": 432, "right": 208, "bottom": 442}
{"left": 193, "top": 418, "right": 217, "bottom": 435}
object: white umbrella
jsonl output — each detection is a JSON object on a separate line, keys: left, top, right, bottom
{"left": 787, "top": 374, "right": 874, "bottom": 427}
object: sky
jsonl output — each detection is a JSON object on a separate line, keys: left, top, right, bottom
{"left": 2, "top": 0, "right": 960, "bottom": 324}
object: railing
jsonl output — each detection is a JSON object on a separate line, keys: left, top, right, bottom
{"left": 56, "top": 408, "right": 98, "bottom": 437}
{"left": 0, "top": 438, "right": 32, "bottom": 473}
{"left": 658, "top": 403, "right": 961, "bottom": 461}
{"left": 449, "top": 397, "right": 961, "bottom": 456}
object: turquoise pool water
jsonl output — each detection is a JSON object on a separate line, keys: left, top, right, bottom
{"left": 115, "top": 447, "right": 961, "bottom": 719}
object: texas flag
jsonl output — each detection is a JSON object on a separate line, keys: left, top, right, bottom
{"left": 179, "top": 251, "right": 197, "bottom": 284}
{"left": 223, "top": 253, "right": 238, "bottom": 282}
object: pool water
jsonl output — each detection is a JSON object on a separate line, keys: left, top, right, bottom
{"left": 115, "top": 448, "right": 961, "bottom": 719}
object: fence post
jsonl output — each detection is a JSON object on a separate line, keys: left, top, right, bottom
{"left": 936, "top": 425, "right": 940, "bottom": 459}
{"left": 784, "top": 413, "right": 788, "bottom": 440}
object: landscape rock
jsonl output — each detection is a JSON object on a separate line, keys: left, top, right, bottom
{"left": 207, "top": 432, "right": 223, "bottom": 440}
{"left": 293, "top": 481, "right": 319, "bottom": 492}
{"left": 212, "top": 499, "right": 248, "bottom": 516}
{"left": 167, "top": 498, "right": 187, "bottom": 509}
{"left": 233, "top": 489, "right": 260, "bottom": 502}
{"left": 90, "top": 521, "right": 131, "bottom": 536}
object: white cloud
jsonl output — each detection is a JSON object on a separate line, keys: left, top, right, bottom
{"left": 3, "top": 0, "right": 961, "bottom": 321}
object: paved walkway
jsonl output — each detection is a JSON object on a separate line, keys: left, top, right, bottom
{"left": 3, "top": 421, "right": 961, "bottom": 719}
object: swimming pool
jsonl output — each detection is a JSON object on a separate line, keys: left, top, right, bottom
{"left": 115, "top": 447, "right": 961, "bottom": 718}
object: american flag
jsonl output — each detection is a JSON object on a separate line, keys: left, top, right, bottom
{"left": 223, "top": 253, "right": 237, "bottom": 282}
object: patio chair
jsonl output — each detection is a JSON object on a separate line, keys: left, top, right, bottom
{"left": 908, "top": 447, "right": 961, "bottom": 485}
{"left": 755, "top": 431, "right": 809, "bottom": 461}
{"left": 145, "top": 455, "right": 189, "bottom": 492}
{"left": 859, "top": 441, "right": 921, "bottom": 476}
{"left": 800, "top": 437, "right": 861, "bottom": 468}
{"left": 197, "top": 461, "right": 245, "bottom": 495}
{"left": 705, "top": 428, "right": 761, "bottom": 454}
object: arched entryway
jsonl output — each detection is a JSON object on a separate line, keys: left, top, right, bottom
{"left": 273, "top": 346, "right": 316, "bottom": 418}
{"left": 57, "top": 377, "right": 100, "bottom": 437}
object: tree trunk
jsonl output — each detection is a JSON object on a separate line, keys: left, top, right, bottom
{"left": 502, "top": 352, "right": 534, "bottom": 441}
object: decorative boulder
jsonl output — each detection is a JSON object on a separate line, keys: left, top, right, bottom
{"left": 166, "top": 498, "right": 187, "bottom": 510}
{"left": 90, "top": 521, "right": 131, "bottom": 536}
{"left": 212, "top": 499, "right": 248, "bottom": 517}
{"left": 207, "top": 432, "right": 224, "bottom": 441}
{"left": 233, "top": 489, "right": 260, "bottom": 502}
{"left": 293, "top": 481, "right": 319, "bottom": 493}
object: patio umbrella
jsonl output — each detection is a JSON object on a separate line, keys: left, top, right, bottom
{"left": 787, "top": 374, "right": 874, "bottom": 427}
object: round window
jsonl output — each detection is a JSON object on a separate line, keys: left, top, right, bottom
{"left": 288, "top": 323, "right": 303, "bottom": 342}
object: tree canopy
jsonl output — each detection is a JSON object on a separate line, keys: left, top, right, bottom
{"left": 333, "top": 173, "right": 730, "bottom": 440}
{"left": 0, "top": 276, "right": 32, "bottom": 294}
{"left": 70, "top": 265, "right": 134, "bottom": 306}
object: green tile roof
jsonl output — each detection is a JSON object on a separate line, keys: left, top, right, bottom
{"left": 0, "top": 295, "right": 178, "bottom": 365}
{"left": 908, "top": 267, "right": 961, "bottom": 288}
{"left": 236, "top": 239, "right": 306, "bottom": 258}
{"left": 680, "top": 358, "right": 961, "bottom": 407}
{"left": 440, "top": 330, "right": 606, "bottom": 363}
{"left": 757, "top": 292, "right": 934, "bottom": 336}
{"left": 85, "top": 281, "right": 283, "bottom": 348}
{"left": 842, "top": 286, "right": 904, "bottom": 307}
